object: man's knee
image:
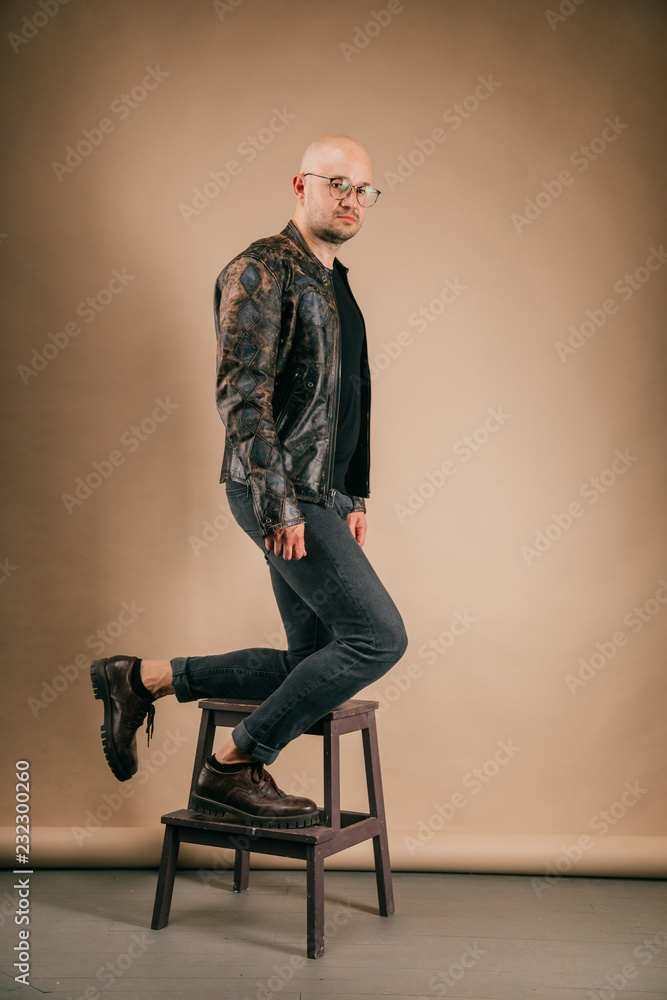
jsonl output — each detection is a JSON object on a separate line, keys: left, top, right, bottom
{"left": 392, "top": 619, "right": 409, "bottom": 661}
{"left": 373, "top": 615, "right": 408, "bottom": 669}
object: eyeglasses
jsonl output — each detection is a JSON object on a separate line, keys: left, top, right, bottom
{"left": 303, "top": 173, "right": 381, "bottom": 208}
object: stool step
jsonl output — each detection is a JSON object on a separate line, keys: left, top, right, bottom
{"left": 160, "top": 807, "right": 379, "bottom": 846}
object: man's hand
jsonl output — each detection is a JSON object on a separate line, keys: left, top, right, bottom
{"left": 348, "top": 510, "right": 366, "bottom": 546}
{"left": 265, "top": 522, "right": 307, "bottom": 560}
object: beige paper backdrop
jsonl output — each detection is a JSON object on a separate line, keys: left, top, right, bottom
{"left": 1, "top": 0, "right": 665, "bottom": 877}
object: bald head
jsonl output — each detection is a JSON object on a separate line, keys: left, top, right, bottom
{"left": 292, "top": 134, "right": 375, "bottom": 265}
{"left": 299, "top": 133, "right": 373, "bottom": 183}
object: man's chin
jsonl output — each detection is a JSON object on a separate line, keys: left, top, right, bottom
{"left": 319, "top": 220, "right": 361, "bottom": 243}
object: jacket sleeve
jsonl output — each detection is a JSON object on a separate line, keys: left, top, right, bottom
{"left": 349, "top": 495, "right": 366, "bottom": 513}
{"left": 215, "top": 255, "right": 306, "bottom": 536}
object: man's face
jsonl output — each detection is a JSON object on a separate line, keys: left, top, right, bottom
{"left": 299, "top": 150, "right": 373, "bottom": 245}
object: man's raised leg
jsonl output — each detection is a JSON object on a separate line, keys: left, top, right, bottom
{"left": 89, "top": 648, "right": 321, "bottom": 828}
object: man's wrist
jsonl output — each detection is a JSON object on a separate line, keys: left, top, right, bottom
{"left": 263, "top": 516, "right": 306, "bottom": 537}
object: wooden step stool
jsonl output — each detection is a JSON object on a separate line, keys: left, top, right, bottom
{"left": 151, "top": 697, "right": 394, "bottom": 958}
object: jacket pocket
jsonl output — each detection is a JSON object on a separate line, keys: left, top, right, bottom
{"left": 273, "top": 363, "right": 308, "bottom": 429}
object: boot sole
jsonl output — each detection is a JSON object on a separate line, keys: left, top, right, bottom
{"left": 189, "top": 792, "right": 320, "bottom": 829}
{"left": 90, "top": 658, "right": 134, "bottom": 783}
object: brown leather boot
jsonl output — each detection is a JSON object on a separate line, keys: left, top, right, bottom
{"left": 190, "top": 759, "right": 320, "bottom": 829}
{"left": 90, "top": 655, "right": 155, "bottom": 782}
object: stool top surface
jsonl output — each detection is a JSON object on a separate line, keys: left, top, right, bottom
{"left": 196, "top": 697, "right": 379, "bottom": 717}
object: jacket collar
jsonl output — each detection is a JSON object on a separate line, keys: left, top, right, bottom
{"left": 282, "top": 220, "right": 349, "bottom": 274}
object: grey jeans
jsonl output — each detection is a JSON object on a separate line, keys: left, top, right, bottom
{"left": 170, "top": 481, "right": 408, "bottom": 764}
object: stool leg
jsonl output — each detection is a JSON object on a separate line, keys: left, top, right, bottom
{"left": 322, "top": 719, "right": 341, "bottom": 828}
{"left": 371, "top": 823, "right": 395, "bottom": 916}
{"left": 151, "top": 825, "right": 181, "bottom": 929}
{"left": 233, "top": 850, "right": 249, "bottom": 892}
{"left": 188, "top": 709, "right": 216, "bottom": 801}
{"left": 306, "top": 845, "right": 325, "bottom": 959}
{"left": 362, "top": 713, "right": 395, "bottom": 917}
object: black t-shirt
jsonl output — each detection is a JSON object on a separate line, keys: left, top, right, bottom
{"left": 330, "top": 263, "right": 365, "bottom": 495}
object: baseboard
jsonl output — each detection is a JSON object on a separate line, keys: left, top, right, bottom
{"left": 1, "top": 827, "right": 666, "bottom": 877}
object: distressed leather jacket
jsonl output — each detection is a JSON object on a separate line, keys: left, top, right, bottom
{"left": 214, "top": 220, "right": 371, "bottom": 536}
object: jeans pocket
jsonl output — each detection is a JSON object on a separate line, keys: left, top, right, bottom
{"left": 333, "top": 490, "right": 354, "bottom": 520}
{"left": 225, "top": 480, "right": 249, "bottom": 498}
{"left": 226, "top": 484, "right": 264, "bottom": 541}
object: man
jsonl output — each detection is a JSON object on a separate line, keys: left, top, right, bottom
{"left": 90, "top": 133, "right": 408, "bottom": 829}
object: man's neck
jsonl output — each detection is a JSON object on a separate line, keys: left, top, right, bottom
{"left": 290, "top": 217, "right": 339, "bottom": 270}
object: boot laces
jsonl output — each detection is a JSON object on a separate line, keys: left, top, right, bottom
{"left": 144, "top": 704, "right": 155, "bottom": 747}
{"left": 250, "top": 763, "right": 284, "bottom": 797}
{"left": 131, "top": 702, "right": 155, "bottom": 747}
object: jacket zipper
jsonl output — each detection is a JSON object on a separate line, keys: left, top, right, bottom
{"left": 324, "top": 267, "right": 341, "bottom": 507}
{"left": 284, "top": 222, "right": 368, "bottom": 503}
{"left": 337, "top": 268, "right": 371, "bottom": 498}
{"left": 357, "top": 301, "right": 371, "bottom": 496}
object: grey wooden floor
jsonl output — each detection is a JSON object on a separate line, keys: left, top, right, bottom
{"left": 1, "top": 868, "right": 666, "bottom": 999}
